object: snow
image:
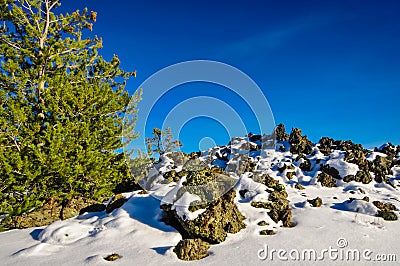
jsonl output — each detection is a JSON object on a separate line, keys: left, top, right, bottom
{"left": 1, "top": 137, "right": 399, "bottom": 265}
{"left": 326, "top": 151, "right": 359, "bottom": 178}
{"left": 171, "top": 192, "right": 206, "bottom": 221}
{"left": 332, "top": 200, "right": 379, "bottom": 216}
{"left": 366, "top": 152, "right": 388, "bottom": 162}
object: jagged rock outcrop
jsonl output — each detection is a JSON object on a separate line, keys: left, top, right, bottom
{"left": 274, "top": 124, "right": 289, "bottom": 141}
{"left": 289, "top": 128, "right": 313, "bottom": 155}
{"left": 251, "top": 184, "right": 292, "bottom": 228}
{"left": 161, "top": 189, "right": 246, "bottom": 244}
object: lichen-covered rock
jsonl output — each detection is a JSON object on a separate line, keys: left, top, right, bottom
{"left": 295, "top": 183, "right": 305, "bottom": 190}
{"left": 320, "top": 164, "right": 340, "bottom": 179}
{"left": 308, "top": 197, "right": 322, "bottom": 207}
{"left": 369, "top": 156, "right": 392, "bottom": 183}
{"left": 260, "top": 229, "right": 275, "bottom": 235}
{"left": 260, "top": 174, "right": 288, "bottom": 197}
{"left": 164, "top": 170, "right": 187, "bottom": 183}
{"left": 183, "top": 157, "right": 209, "bottom": 172}
{"left": 376, "top": 143, "right": 397, "bottom": 159}
{"left": 373, "top": 201, "right": 397, "bottom": 212}
{"left": 251, "top": 191, "right": 292, "bottom": 227}
{"left": 377, "top": 210, "right": 398, "bottom": 221}
{"left": 278, "top": 163, "right": 295, "bottom": 173}
{"left": 166, "top": 151, "right": 189, "bottom": 166}
{"left": 296, "top": 155, "right": 312, "bottom": 172}
{"left": 162, "top": 189, "right": 246, "bottom": 244}
{"left": 317, "top": 172, "right": 337, "bottom": 187}
{"left": 343, "top": 170, "right": 372, "bottom": 184}
{"left": 289, "top": 128, "right": 313, "bottom": 155}
{"left": 318, "top": 137, "right": 335, "bottom": 156}
{"left": 3, "top": 197, "right": 100, "bottom": 230}
{"left": 257, "top": 220, "right": 269, "bottom": 226}
{"left": 373, "top": 200, "right": 398, "bottom": 221}
{"left": 179, "top": 168, "right": 235, "bottom": 204}
{"left": 274, "top": 124, "right": 289, "bottom": 141}
{"left": 104, "top": 253, "right": 120, "bottom": 261}
{"left": 173, "top": 238, "right": 210, "bottom": 261}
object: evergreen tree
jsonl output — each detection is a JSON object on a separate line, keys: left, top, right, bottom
{"left": 146, "top": 127, "right": 183, "bottom": 158}
{"left": 0, "top": 0, "right": 140, "bottom": 225}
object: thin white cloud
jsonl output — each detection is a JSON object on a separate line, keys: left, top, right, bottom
{"left": 221, "top": 12, "right": 337, "bottom": 58}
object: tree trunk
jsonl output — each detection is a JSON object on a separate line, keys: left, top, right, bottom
{"left": 59, "top": 199, "right": 70, "bottom": 220}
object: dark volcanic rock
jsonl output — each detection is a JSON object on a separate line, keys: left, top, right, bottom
{"left": 257, "top": 220, "right": 269, "bottom": 226}
{"left": 320, "top": 164, "right": 341, "bottom": 179}
{"left": 251, "top": 190, "right": 292, "bottom": 227}
{"left": 343, "top": 170, "right": 372, "bottom": 184}
{"left": 377, "top": 210, "right": 398, "bottom": 221}
{"left": 274, "top": 124, "right": 289, "bottom": 141}
{"left": 308, "top": 197, "right": 323, "bottom": 207}
{"left": 369, "top": 156, "right": 392, "bottom": 183}
{"left": 164, "top": 170, "right": 187, "bottom": 183}
{"left": 173, "top": 238, "right": 210, "bottom": 261}
{"left": 289, "top": 128, "right": 313, "bottom": 155}
{"left": 295, "top": 183, "right": 305, "bottom": 190}
{"left": 318, "top": 137, "right": 335, "bottom": 156}
{"left": 106, "top": 194, "right": 127, "bottom": 213}
{"left": 296, "top": 155, "right": 312, "bottom": 172}
{"left": 161, "top": 189, "right": 246, "bottom": 244}
{"left": 260, "top": 229, "right": 275, "bottom": 235}
{"left": 79, "top": 203, "right": 105, "bottom": 215}
{"left": 373, "top": 200, "right": 398, "bottom": 221}
{"left": 317, "top": 172, "right": 337, "bottom": 187}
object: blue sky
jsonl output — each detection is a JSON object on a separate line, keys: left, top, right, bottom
{"left": 61, "top": 0, "right": 400, "bottom": 152}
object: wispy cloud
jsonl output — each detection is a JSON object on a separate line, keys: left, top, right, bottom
{"left": 220, "top": 13, "right": 336, "bottom": 58}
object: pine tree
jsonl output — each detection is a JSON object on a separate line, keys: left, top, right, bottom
{"left": 146, "top": 127, "right": 183, "bottom": 158}
{"left": 0, "top": 0, "right": 140, "bottom": 226}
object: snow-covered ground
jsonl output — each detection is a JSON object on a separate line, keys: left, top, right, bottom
{"left": 1, "top": 137, "right": 399, "bottom": 265}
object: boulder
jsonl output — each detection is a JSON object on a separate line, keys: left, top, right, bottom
{"left": 161, "top": 189, "right": 246, "bottom": 244}
{"left": 260, "top": 229, "right": 275, "bottom": 235}
{"left": 106, "top": 194, "right": 127, "bottom": 213}
{"left": 289, "top": 128, "right": 313, "bottom": 155}
{"left": 79, "top": 203, "right": 105, "bottom": 215}
{"left": 308, "top": 197, "right": 323, "bottom": 207}
{"left": 251, "top": 191, "right": 292, "bottom": 227}
{"left": 320, "top": 164, "right": 340, "bottom": 179}
{"left": 317, "top": 172, "right": 337, "bottom": 187}
{"left": 373, "top": 200, "right": 398, "bottom": 221}
{"left": 274, "top": 124, "right": 289, "bottom": 141}
{"left": 173, "top": 239, "right": 210, "bottom": 261}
